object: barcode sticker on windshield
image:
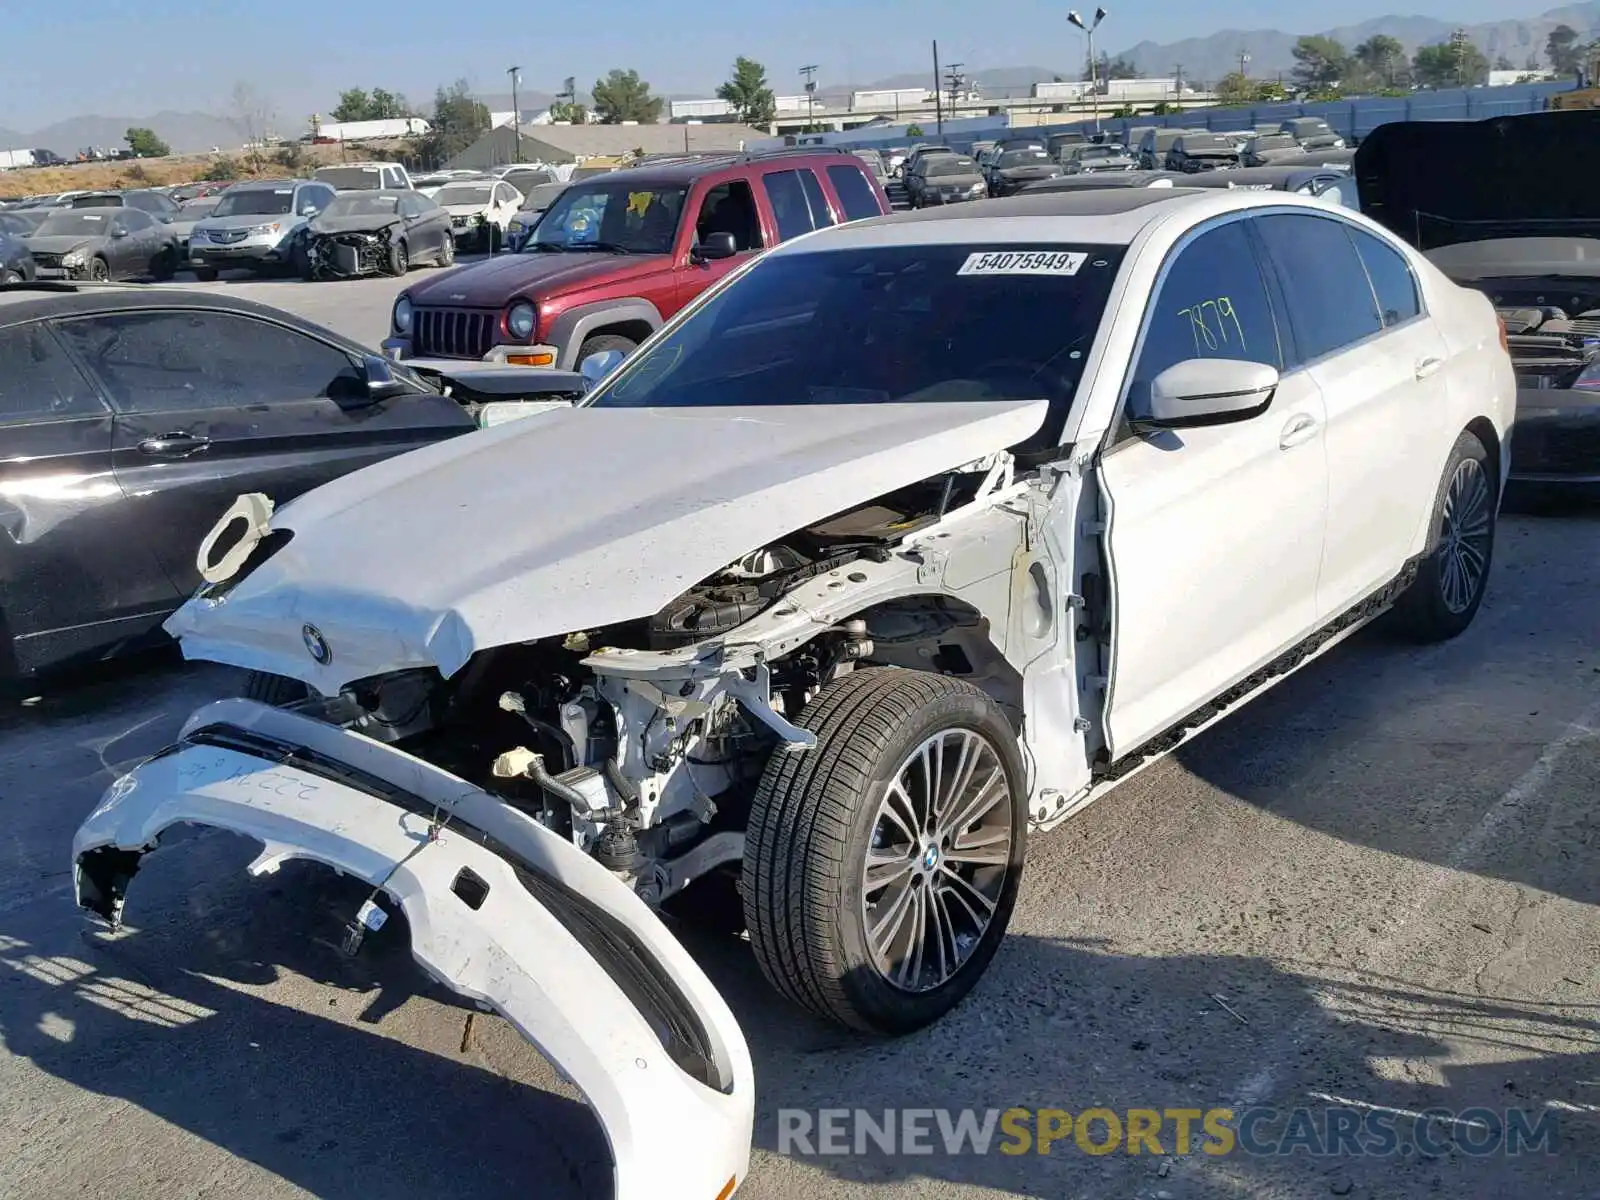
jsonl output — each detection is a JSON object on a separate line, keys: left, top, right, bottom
{"left": 958, "top": 250, "right": 1086, "bottom": 277}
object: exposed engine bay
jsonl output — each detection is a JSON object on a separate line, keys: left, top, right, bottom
{"left": 1483, "top": 285, "right": 1600, "bottom": 391}
{"left": 283, "top": 462, "right": 1035, "bottom": 910}
{"left": 305, "top": 228, "right": 394, "bottom": 278}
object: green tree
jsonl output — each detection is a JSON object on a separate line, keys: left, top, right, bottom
{"left": 1413, "top": 36, "right": 1488, "bottom": 88}
{"left": 905, "top": 123, "right": 924, "bottom": 137}
{"left": 203, "top": 155, "right": 241, "bottom": 182}
{"left": 124, "top": 127, "right": 170, "bottom": 157}
{"left": 716, "top": 57, "right": 777, "bottom": 125}
{"left": 1085, "top": 52, "right": 1141, "bottom": 82}
{"left": 332, "top": 87, "right": 412, "bottom": 122}
{"left": 1214, "top": 71, "right": 1255, "bottom": 104}
{"left": 1353, "top": 34, "right": 1406, "bottom": 89}
{"left": 1291, "top": 35, "right": 1349, "bottom": 90}
{"left": 592, "top": 69, "right": 664, "bottom": 124}
{"left": 1547, "top": 24, "right": 1582, "bottom": 74}
{"left": 332, "top": 88, "right": 373, "bottom": 121}
{"left": 548, "top": 99, "right": 588, "bottom": 124}
{"left": 420, "top": 79, "right": 491, "bottom": 164}
{"left": 1254, "top": 79, "right": 1288, "bottom": 102}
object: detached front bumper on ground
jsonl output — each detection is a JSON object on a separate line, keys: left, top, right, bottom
{"left": 72, "top": 698, "right": 754, "bottom": 1200}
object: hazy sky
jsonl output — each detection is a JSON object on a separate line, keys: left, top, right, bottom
{"left": 2, "top": 0, "right": 1543, "bottom": 130}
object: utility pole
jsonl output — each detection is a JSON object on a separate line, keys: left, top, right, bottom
{"left": 1449, "top": 28, "right": 1469, "bottom": 87}
{"left": 1174, "top": 63, "right": 1185, "bottom": 98}
{"left": 1068, "top": 8, "right": 1109, "bottom": 133}
{"left": 1238, "top": 50, "right": 1250, "bottom": 79}
{"left": 933, "top": 40, "right": 944, "bottom": 138}
{"left": 800, "top": 64, "right": 819, "bottom": 131}
{"left": 945, "top": 62, "right": 964, "bottom": 120}
{"left": 507, "top": 66, "right": 521, "bottom": 163}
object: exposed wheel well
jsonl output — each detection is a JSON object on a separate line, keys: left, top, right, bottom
{"left": 585, "top": 319, "right": 654, "bottom": 347}
{"left": 1465, "top": 417, "right": 1502, "bottom": 501}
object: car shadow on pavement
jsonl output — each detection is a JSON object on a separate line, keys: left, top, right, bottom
{"left": 0, "top": 843, "right": 614, "bottom": 1199}
{"left": 678, "top": 927, "right": 1600, "bottom": 1200}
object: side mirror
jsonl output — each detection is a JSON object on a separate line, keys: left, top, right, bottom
{"left": 690, "top": 230, "right": 738, "bottom": 263}
{"left": 300, "top": 205, "right": 319, "bottom": 216}
{"left": 360, "top": 354, "right": 412, "bottom": 402}
{"left": 1133, "top": 358, "right": 1278, "bottom": 430}
{"left": 110, "top": 227, "right": 129, "bottom": 239}
{"left": 157, "top": 213, "right": 174, "bottom": 224}
{"left": 580, "top": 349, "right": 626, "bottom": 387}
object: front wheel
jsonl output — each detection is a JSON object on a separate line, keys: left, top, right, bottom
{"left": 85, "top": 257, "right": 110, "bottom": 282}
{"left": 1391, "top": 429, "right": 1496, "bottom": 641}
{"left": 576, "top": 333, "right": 637, "bottom": 362}
{"left": 744, "top": 667, "right": 1027, "bottom": 1035}
{"left": 437, "top": 234, "right": 455, "bottom": 267}
{"left": 385, "top": 240, "right": 409, "bottom": 277}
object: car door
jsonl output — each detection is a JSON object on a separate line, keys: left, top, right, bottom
{"left": 1253, "top": 212, "right": 1448, "bottom": 617}
{"left": 120, "top": 208, "right": 163, "bottom": 275}
{"left": 1097, "top": 215, "right": 1331, "bottom": 759}
{"left": 54, "top": 308, "right": 476, "bottom": 596}
{"left": 0, "top": 321, "right": 179, "bottom": 675}
{"left": 678, "top": 179, "right": 765, "bottom": 306}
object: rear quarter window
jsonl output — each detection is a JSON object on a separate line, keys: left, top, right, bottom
{"left": 0, "top": 324, "right": 105, "bottom": 424}
{"left": 827, "top": 164, "right": 883, "bottom": 221}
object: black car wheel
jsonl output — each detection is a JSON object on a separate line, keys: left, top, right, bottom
{"left": 1391, "top": 429, "right": 1496, "bottom": 641}
{"left": 150, "top": 248, "right": 177, "bottom": 282}
{"left": 385, "top": 240, "right": 409, "bottom": 277}
{"left": 438, "top": 235, "right": 455, "bottom": 267}
{"left": 577, "top": 333, "right": 637, "bottom": 362}
{"left": 85, "top": 258, "right": 110, "bottom": 282}
{"left": 193, "top": 265, "right": 218, "bottom": 282}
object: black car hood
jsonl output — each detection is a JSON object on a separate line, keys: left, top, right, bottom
{"left": 1355, "top": 110, "right": 1600, "bottom": 255}
{"left": 309, "top": 214, "right": 402, "bottom": 236}
{"left": 24, "top": 235, "right": 106, "bottom": 255}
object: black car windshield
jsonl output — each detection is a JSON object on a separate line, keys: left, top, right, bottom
{"left": 1180, "top": 135, "right": 1232, "bottom": 152}
{"left": 527, "top": 183, "right": 687, "bottom": 253}
{"left": 1253, "top": 135, "right": 1296, "bottom": 150}
{"left": 435, "top": 185, "right": 494, "bottom": 206}
{"left": 212, "top": 188, "right": 295, "bottom": 217}
{"left": 35, "top": 211, "right": 114, "bottom": 237}
{"left": 927, "top": 157, "right": 979, "bottom": 177}
{"left": 323, "top": 194, "right": 399, "bottom": 218}
{"left": 69, "top": 194, "right": 123, "bottom": 208}
{"left": 999, "top": 150, "right": 1053, "bottom": 167}
{"left": 586, "top": 242, "right": 1126, "bottom": 413}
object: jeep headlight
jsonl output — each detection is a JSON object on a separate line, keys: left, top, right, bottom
{"left": 62, "top": 250, "right": 85, "bottom": 267}
{"left": 393, "top": 295, "right": 413, "bottom": 334}
{"left": 507, "top": 301, "right": 536, "bottom": 340}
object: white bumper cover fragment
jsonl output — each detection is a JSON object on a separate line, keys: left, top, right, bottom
{"left": 72, "top": 699, "right": 753, "bottom": 1200}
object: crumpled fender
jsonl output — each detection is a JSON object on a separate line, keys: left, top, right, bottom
{"left": 72, "top": 699, "right": 753, "bottom": 1200}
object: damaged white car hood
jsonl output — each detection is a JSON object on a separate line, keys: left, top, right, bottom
{"left": 168, "top": 399, "right": 1049, "bottom": 692}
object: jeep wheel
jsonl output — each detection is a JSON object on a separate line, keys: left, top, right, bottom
{"left": 242, "top": 670, "right": 311, "bottom": 707}
{"left": 576, "top": 333, "right": 637, "bottom": 362}
{"left": 1391, "top": 429, "right": 1496, "bottom": 642}
{"left": 745, "top": 667, "right": 1027, "bottom": 1035}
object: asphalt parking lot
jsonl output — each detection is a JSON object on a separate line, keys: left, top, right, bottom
{"left": 0, "top": 271, "right": 1597, "bottom": 1200}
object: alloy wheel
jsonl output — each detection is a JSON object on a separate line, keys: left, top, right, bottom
{"left": 860, "top": 728, "right": 1015, "bottom": 993}
{"left": 1437, "top": 456, "right": 1492, "bottom": 614}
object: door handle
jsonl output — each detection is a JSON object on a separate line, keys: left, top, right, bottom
{"left": 1415, "top": 356, "right": 1443, "bottom": 380}
{"left": 137, "top": 431, "right": 211, "bottom": 458}
{"left": 1279, "top": 413, "right": 1320, "bottom": 450}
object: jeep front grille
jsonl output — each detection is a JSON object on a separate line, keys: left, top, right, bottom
{"left": 413, "top": 307, "right": 498, "bottom": 359}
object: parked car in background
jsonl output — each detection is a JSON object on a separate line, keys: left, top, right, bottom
{"left": 1183, "top": 164, "right": 1358, "bottom": 207}
{"left": 0, "top": 283, "right": 593, "bottom": 679}
{"left": 1281, "top": 117, "right": 1346, "bottom": 150}
{"left": 1046, "top": 131, "right": 1089, "bottom": 160}
{"left": 1062, "top": 143, "right": 1139, "bottom": 174}
{"left": 1241, "top": 133, "right": 1306, "bottom": 167}
{"left": 384, "top": 147, "right": 891, "bottom": 369}
{"left": 901, "top": 145, "right": 956, "bottom": 178}
{"left": 1136, "top": 127, "right": 1196, "bottom": 169}
{"left": 501, "top": 166, "right": 560, "bottom": 198}
{"left": 188, "top": 179, "right": 335, "bottom": 281}
{"left": 1295, "top": 147, "right": 1355, "bottom": 169}
{"left": 412, "top": 173, "right": 455, "bottom": 197}
{"left": 25, "top": 207, "right": 178, "bottom": 281}
{"left": 0, "top": 210, "right": 48, "bottom": 236}
{"left": 853, "top": 148, "right": 889, "bottom": 182}
{"left": 907, "top": 153, "right": 987, "bottom": 206}
{"left": 0, "top": 232, "right": 35, "bottom": 283}
{"left": 986, "top": 147, "right": 1063, "bottom": 196}
{"left": 1022, "top": 170, "right": 1181, "bottom": 193}
{"left": 1165, "top": 133, "right": 1242, "bottom": 173}
{"left": 505, "top": 182, "right": 567, "bottom": 252}
{"left": 67, "top": 189, "right": 182, "bottom": 221}
{"left": 313, "top": 162, "right": 415, "bottom": 192}
{"left": 433, "top": 177, "right": 523, "bottom": 252}
{"left": 301, "top": 190, "right": 455, "bottom": 279}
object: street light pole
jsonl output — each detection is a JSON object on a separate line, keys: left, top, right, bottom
{"left": 800, "top": 64, "right": 819, "bottom": 131}
{"left": 507, "top": 65, "right": 521, "bottom": 163}
{"left": 1068, "top": 7, "right": 1108, "bottom": 133}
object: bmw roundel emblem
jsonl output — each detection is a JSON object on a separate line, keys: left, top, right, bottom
{"left": 302, "top": 623, "right": 332, "bottom": 665}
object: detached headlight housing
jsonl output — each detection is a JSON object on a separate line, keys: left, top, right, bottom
{"left": 506, "top": 301, "right": 536, "bottom": 340}
{"left": 393, "top": 296, "right": 413, "bottom": 334}
{"left": 62, "top": 250, "right": 85, "bottom": 267}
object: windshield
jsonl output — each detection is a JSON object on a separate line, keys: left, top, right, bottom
{"left": 181, "top": 199, "right": 220, "bottom": 218}
{"left": 1253, "top": 135, "right": 1296, "bottom": 150}
{"left": 999, "top": 150, "right": 1053, "bottom": 167}
{"left": 519, "top": 182, "right": 566, "bottom": 212}
{"left": 435, "top": 185, "right": 494, "bottom": 206}
{"left": 316, "top": 167, "right": 385, "bottom": 190}
{"left": 69, "top": 194, "right": 122, "bottom": 208}
{"left": 212, "top": 188, "right": 295, "bottom": 217}
{"left": 527, "top": 183, "right": 687, "bottom": 253}
{"left": 322, "top": 194, "right": 400, "bottom": 218}
{"left": 1180, "top": 135, "right": 1232, "bottom": 152}
{"left": 927, "top": 157, "right": 979, "bottom": 177}
{"left": 586, "top": 242, "right": 1125, "bottom": 413}
{"left": 1289, "top": 120, "right": 1332, "bottom": 136}
{"left": 35, "top": 210, "right": 114, "bottom": 237}
{"left": 0, "top": 211, "right": 46, "bottom": 233}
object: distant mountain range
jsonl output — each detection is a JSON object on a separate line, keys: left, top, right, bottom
{"left": 6, "top": 1, "right": 1598, "bottom": 155}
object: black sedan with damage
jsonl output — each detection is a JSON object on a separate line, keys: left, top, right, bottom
{"left": 1357, "top": 109, "right": 1600, "bottom": 500}
{"left": 300, "top": 190, "right": 454, "bottom": 280}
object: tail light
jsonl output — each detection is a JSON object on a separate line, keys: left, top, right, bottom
{"left": 1497, "top": 317, "right": 1509, "bottom": 355}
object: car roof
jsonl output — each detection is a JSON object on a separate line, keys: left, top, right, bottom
{"left": 0, "top": 283, "right": 365, "bottom": 337}
{"left": 563, "top": 147, "right": 858, "bottom": 187}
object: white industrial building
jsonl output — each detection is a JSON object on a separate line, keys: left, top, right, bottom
{"left": 667, "top": 95, "right": 812, "bottom": 120}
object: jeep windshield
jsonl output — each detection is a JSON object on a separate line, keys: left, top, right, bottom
{"left": 525, "top": 183, "right": 688, "bottom": 255}
{"left": 586, "top": 242, "right": 1126, "bottom": 410}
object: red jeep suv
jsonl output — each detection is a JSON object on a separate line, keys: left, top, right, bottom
{"left": 382, "top": 147, "right": 890, "bottom": 368}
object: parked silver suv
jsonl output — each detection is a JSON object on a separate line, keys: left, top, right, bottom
{"left": 187, "top": 178, "right": 335, "bottom": 279}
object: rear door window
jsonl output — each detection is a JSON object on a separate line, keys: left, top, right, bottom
{"left": 796, "top": 169, "right": 835, "bottom": 228}
{"left": 762, "top": 170, "right": 829, "bottom": 242}
{"left": 56, "top": 311, "right": 361, "bottom": 413}
{"left": 827, "top": 164, "right": 883, "bottom": 221}
{"left": 1254, "top": 213, "right": 1383, "bottom": 363}
{"left": 1348, "top": 227, "right": 1421, "bottom": 327}
{"left": 0, "top": 324, "right": 105, "bottom": 423}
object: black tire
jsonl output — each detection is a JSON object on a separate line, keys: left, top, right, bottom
{"left": 86, "top": 257, "right": 110, "bottom": 282}
{"left": 437, "top": 234, "right": 455, "bottom": 267}
{"left": 193, "top": 266, "right": 218, "bottom": 282}
{"left": 293, "top": 242, "right": 314, "bottom": 281}
{"left": 744, "top": 667, "right": 1027, "bottom": 1035}
{"left": 243, "top": 670, "right": 311, "bottom": 707}
{"left": 150, "top": 248, "right": 177, "bottom": 282}
{"left": 0, "top": 269, "right": 18, "bottom": 286}
{"left": 576, "top": 333, "right": 637, "bottom": 362}
{"left": 386, "top": 240, "right": 409, "bottom": 277}
{"left": 1390, "top": 429, "right": 1497, "bottom": 642}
